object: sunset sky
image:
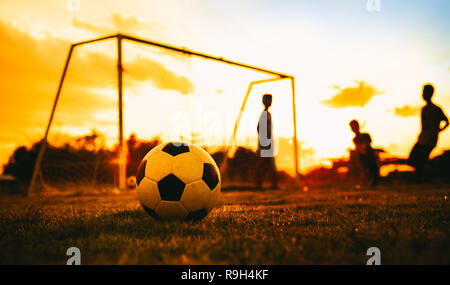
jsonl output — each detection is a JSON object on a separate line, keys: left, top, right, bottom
{"left": 0, "top": 0, "right": 449, "bottom": 173}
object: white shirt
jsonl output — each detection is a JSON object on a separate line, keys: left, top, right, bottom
{"left": 257, "top": 110, "right": 274, "bottom": 157}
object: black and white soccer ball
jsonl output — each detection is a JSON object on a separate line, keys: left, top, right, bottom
{"left": 136, "top": 142, "right": 221, "bottom": 221}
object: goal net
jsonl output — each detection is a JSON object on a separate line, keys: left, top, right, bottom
{"left": 32, "top": 35, "right": 298, "bottom": 195}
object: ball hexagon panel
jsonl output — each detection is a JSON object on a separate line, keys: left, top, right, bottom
{"left": 180, "top": 180, "right": 215, "bottom": 212}
{"left": 202, "top": 163, "right": 219, "bottom": 191}
{"left": 157, "top": 173, "right": 186, "bottom": 201}
{"left": 189, "top": 144, "right": 217, "bottom": 165}
{"left": 145, "top": 150, "right": 173, "bottom": 182}
{"left": 162, "top": 142, "right": 190, "bottom": 156}
{"left": 137, "top": 177, "right": 161, "bottom": 209}
{"left": 141, "top": 203, "right": 160, "bottom": 220}
{"left": 155, "top": 200, "right": 189, "bottom": 220}
{"left": 172, "top": 152, "right": 203, "bottom": 184}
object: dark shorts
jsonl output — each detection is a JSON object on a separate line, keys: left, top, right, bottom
{"left": 408, "top": 143, "right": 433, "bottom": 168}
{"left": 256, "top": 157, "right": 276, "bottom": 172}
{"left": 358, "top": 152, "right": 379, "bottom": 179}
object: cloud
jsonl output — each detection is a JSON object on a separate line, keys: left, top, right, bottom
{"left": 62, "top": 49, "right": 194, "bottom": 94}
{"left": 71, "top": 16, "right": 193, "bottom": 94}
{"left": 300, "top": 145, "right": 315, "bottom": 159}
{"left": 0, "top": 20, "right": 116, "bottom": 130}
{"left": 0, "top": 20, "right": 67, "bottom": 130}
{"left": 125, "top": 56, "right": 194, "bottom": 95}
{"left": 0, "top": 19, "right": 193, "bottom": 165}
{"left": 321, "top": 81, "right": 382, "bottom": 108}
{"left": 72, "top": 19, "right": 110, "bottom": 35}
{"left": 72, "top": 14, "right": 163, "bottom": 36}
{"left": 393, "top": 104, "right": 421, "bottom": 117}
{"left": 110, "top": 14, "right": 157, "bottom": 32}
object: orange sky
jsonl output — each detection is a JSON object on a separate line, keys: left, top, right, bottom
{"left": 0, "top": 0, "right": 449, "bottom": 174}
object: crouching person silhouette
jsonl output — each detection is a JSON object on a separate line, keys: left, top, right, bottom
{"left": 349, "top": 119, "right": 379, "bottom": 188}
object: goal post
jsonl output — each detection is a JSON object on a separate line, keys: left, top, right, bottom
{"left": 28, "top": 33, "right": 299, "bottom": 195}
{"left": 221, "top": 77, "right": 299, "bottom": 180}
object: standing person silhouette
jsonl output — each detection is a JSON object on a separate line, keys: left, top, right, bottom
{"left": 255, "top": 94, "right": 278, "bottom": 189}
{"left": 349, "top": 119, "right": 379, "bottom": 187}
{"left": 408, "top": 83, "right": 448, "bottom": 182}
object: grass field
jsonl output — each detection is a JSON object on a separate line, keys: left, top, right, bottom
{"left": 0, "top": 185, "right": 449, "bottom": 265}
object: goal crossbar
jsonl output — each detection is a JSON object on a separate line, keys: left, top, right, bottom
{"left": 28, "top": 33, "right": 299, "bottom": 195}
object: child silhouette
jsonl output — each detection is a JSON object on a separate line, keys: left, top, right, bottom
{"left": 408, "top": 84, "right": 448, "bottom": 181}
{"left": 349, "top": 119, "right": 379, "bottom": 187}
{"left": 255, "top": 94, "right": 278, "bottom": 189}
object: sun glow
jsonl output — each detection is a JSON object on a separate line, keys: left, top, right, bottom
{"left": 1, "top": 0, "right": 449, "bottom": 173}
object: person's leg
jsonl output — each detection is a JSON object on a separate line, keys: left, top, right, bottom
{"left": 369, "top": 153, "right": 380, "bottom": 188}
{"left": 270, "top": 157, "right": 278, "bottom": 189}
{"left": 414, "top": 144, "right": 433, "bottom": 183}
{"left": 363, "top": 167, "right": 371, "bottom": 188}
{"left": 261, "top": 158, "right": 272, "bottom": 189}
{"left": 415, "top": 165, "right": 424, "bottom": 183}
{"left": 408, "top": 143, "right": 425, "bottom": 183}
{"left": 418, "top": 145, "right": 433, "bottom": 183}
{"left": 370, "top": 164, "right": 380, "bottom": 188}
{"left": 255, "top": 158, "right": 263, "bottom": 189}
{"left": 360, "top": 156, "right": 372, "bottom": 187}
{"left": 407, "top": 143, "right": 420, "bottom": 168}
{"left": 355, "top": 155, "right": 366, "bottom": 188}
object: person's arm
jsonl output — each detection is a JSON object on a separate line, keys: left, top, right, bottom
{"left": 440, "top": 110, "right": 449, "bottom": 132}
{"left": 267, "top": 113, "right": 272, "bottom": 139}
{"left": 353, "top": 137, "right": 359, "bottom": 152}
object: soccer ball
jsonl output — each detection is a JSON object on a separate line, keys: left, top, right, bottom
{"left": 136, "top": 142, "right": 221, "bottom": 221}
